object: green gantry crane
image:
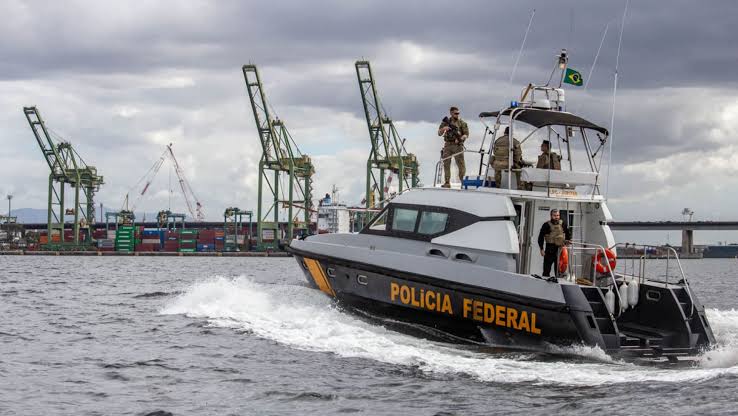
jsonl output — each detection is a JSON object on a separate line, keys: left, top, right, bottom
{"left": 105, "top": 211, "right": 135, "bottom": 231}
{"left": 355, "top": 61, "right": 419, "bottom": 216}
{"left": 224, "top": 207, "right": 253, "bottom": 252}
{"left": 24, "top": 106, "right": 104, "bottom": 249}
{"left": 242, "top": 64, "right": 314, "bottom": 250}
{"left": 157, "top": 210, "right": 186, "bottom": 230}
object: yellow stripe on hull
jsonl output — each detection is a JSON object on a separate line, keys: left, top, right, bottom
{"left": 304, "top": 258, "right": 335, "bottom": 297}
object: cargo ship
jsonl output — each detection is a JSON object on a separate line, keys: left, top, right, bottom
{"left": 703, "top": 244, "right": 738, "bottom": 258}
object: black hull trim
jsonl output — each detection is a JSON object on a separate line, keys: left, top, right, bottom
{"left": 292, "top": 250, "right": 605, "bottom": 351}
{"left": 290, "top": 247, "right": 714, "bottom": 360}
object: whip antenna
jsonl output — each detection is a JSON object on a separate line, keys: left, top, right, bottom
{"left": 605, "top": 0, "right": 629, "bottom": 198}
{"left": 509, "top": 9, "right": 536, "bottom": 86}
{"left": 585, "top": 22, "right": 610, "bottom": 91}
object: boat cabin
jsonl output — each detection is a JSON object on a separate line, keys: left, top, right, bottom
{"left": 369, "top": 79, "right": 616, "bottom": 281}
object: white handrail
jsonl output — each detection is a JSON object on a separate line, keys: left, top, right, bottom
{"left": 567, "top": 241, "right": 624, "bottom": 317}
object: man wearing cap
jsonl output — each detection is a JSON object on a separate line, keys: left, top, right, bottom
{"left": 536, "top": 140, "right": 561, "bottom": 170}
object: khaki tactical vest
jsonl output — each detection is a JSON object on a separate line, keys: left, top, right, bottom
{"left": 544, "top": 220, "right": 565, "bottom": 246}
{"left": 443, "top": 118, "right": 467, "bottom": 143}
{"left": 492, "top": 135, "right": 522, "bottom": 169}
{"left": 537, "top": 152, "right": 561, "bottom": 170}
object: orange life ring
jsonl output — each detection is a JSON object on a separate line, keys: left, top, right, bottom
{"left": 558, "top": 246, "right": 569, "bottom": 273}
{"left": 593, "top": 248, "right": 617, "bottom": 274}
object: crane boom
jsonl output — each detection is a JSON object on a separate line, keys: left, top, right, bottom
{"left": 23, "top": 106, "right": 67, "bottom": 177}
{"left": 355, "top": 61, "right": 419, "bottom": 211}
{"left": 23, "top": 106, "right": 103, "bottom": 247}
{"left": 242, "top": 64, "right": 315, "bottom": 249}
{"left": 242, "top": 65, "right": 286, "bottom": 164}
{"left": 166, "top": 144, "right": 204, "bottom": 221}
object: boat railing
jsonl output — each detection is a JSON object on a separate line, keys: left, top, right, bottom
{"left": 433, "top": 149, "right": 490, "bottom": 188}
{"left": 565, "top": 241, "right": 624, "bottom": 317}
{"left": 613, "top": 242, "right": 694, "bottom": 317}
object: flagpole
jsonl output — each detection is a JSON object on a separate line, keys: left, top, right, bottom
{"left": 606, "top": 0, "right": 630, "bottom": 199}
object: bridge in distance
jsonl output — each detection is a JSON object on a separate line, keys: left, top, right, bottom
{"left": 608, "top": 221, "right": 738, "bottom": 253}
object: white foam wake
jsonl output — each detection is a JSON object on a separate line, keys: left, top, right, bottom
{"left": 161, "top": 277, "right": 738, "bottom": 386}
{"left": 700, "top": 309, "right": 738, "bottom": 368}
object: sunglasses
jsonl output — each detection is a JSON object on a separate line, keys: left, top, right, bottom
{"left": 452, "top": 112, "right": 460, "bottom": 115}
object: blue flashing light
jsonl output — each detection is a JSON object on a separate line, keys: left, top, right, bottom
{"left": 510, "top": 100, "right": 519, "bottom": 108}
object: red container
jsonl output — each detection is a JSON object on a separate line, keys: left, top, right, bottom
{"left": 135, "top": 243, "right": 157, "bottom": 252}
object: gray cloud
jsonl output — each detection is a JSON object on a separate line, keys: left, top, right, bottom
{"left": 2, "top": 0, "right": 738, "bottom": 233}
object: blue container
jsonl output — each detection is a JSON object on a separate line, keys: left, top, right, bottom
{"left": 196, "top": 243, "right": 214, "bottom": 252}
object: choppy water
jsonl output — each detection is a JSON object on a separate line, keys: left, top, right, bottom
{"left": 1, "top": 256, "right": 738, "bottom": 415}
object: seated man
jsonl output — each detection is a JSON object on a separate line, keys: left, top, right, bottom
{"left": 536, "top": 140, "right": 561, "bottom": 170}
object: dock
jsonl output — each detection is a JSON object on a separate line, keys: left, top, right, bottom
{"left": 0, "top": 250, "right": 291, "bottom": 257}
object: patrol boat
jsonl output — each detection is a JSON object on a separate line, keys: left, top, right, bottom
{"left": 288, "top": 64, "right": 715, "bottom": 362}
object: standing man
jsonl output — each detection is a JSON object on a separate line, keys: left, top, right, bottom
{"left": 438, "top": 106, "right": 469, "bottom": 188}
{"left": 536, "top": 140, "right": 562, "bottom": 170}
{"left": 537, "top": 209, "right": 571, "bottom": 278}
{"left": 491, "top": 127, "right": 525, "bottom": 188}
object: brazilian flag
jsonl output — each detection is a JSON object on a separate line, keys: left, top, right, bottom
{"left": 564, "top": 68, "right": 583, "bottom": 86}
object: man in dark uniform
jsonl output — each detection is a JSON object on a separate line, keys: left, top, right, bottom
{"left": 537, "top": 209, "right": 571, "bottom": 277}
{"left": 437, "top": 106, "right": 469, "bottom": 188}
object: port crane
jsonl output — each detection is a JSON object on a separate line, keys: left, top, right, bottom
{"left": 242, "top": 64, "right": 314, "bottom": 249}
{"left": 24, "top": 106, "right": 104, "bottom": 249}
{"left": 355, "top": 60, "right": 419, "bottom": 217}
{"left": 124, "top": 144, "right": 204, "bottom": 222}
{"left": 223, "top": 207, "right": 253, "bottom": 251}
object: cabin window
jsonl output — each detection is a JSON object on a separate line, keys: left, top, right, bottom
{"left": 418, "top": 212, "right": 448, "bottom": 235}
{"left": 368, "top": 210, "right": 388, "bottom": 231}
{"left": 392, "top": 208, "right": 419, "bottom": 232}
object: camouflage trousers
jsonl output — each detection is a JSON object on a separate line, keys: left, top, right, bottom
{"left": 442, "top": 143, "right": 465, "bottom": 184}
{"left": 494, "top": 169, "right": 523, "bottom": 189}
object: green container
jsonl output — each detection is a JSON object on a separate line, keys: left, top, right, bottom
{"left": 178, "top": 248, "right": 196, "bottom": 252}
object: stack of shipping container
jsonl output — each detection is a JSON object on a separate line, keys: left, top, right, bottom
{"left": 29, "top": 226, "right": 254, "bottom": 253}
{"left": 178, "top": 229, "right": 197, "bottom": 252}
{"left": 93, "top": 228, "right": 114, "bottom": 251}
{"left": 115, "top": 226, "right": 135, "bottom": 252}
{"left": 197, "top": 229, "right": 215, "bottom": 252}
{"left": 136, "top": 228, "right": 163, "bottom": 252}
{"left": 163, "top": 230, "right": 179, "bottom": 252}
{"left": 214, "top": 229, "right": 225, "bottom": 251}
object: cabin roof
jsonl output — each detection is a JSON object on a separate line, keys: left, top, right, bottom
{"left": 392, "top": 188, "right": 516, "bottom": 218}
{"left": 479, "top": 108, "right": 609, "bottom": 135}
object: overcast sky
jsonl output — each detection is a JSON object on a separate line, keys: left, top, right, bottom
{"left": 2, "top": 0, "right": 738, "bottom": 244}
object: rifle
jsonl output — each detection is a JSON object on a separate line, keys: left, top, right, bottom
{"left": 441, "top": 117, "right": 461, "bottom": 141}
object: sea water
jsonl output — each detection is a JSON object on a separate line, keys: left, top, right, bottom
{"left": 1, "top": 256, "right": 737, "bottom": 415}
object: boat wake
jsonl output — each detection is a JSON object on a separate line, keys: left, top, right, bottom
{"left": 161, "top": 276, "right": 738, "bottom": 386}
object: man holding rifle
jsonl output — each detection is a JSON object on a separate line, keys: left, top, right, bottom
{"left": 437, "top": 106, "right": 469, "bottom": 188}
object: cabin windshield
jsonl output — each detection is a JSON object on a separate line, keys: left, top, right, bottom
{"left": 477, "top": 85, "right": 609, "bottom": 195}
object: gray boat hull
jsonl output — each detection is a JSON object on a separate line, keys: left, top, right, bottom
{"left": 289, "top": 246, "right": 715, "bottom": 360}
